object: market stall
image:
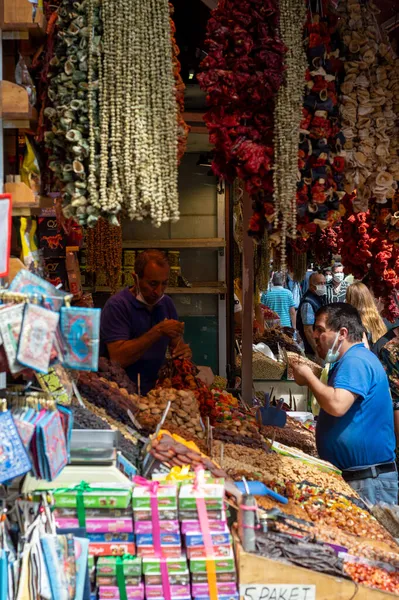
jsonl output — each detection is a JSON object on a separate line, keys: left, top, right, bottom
{"left": 0, "top": 0, "right": 399, "bottom": 597}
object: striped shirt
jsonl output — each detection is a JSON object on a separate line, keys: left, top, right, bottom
{"left": 326, "top": 280, "right": 349, "bottom": 303}
{"left": 261, "top": 286, "right": 295, "bottom": 327}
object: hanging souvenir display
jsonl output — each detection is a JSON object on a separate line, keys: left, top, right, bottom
{"left": 337, "top": 0, "right": 399, "bottom": 213}
{"left": 17, "top": 304, "right": 60, "bottom": 374}
{"left": 60, "top": 306, "right": 100, "bottom": 371}
{"left": 198, "top": 0, "right": 286, "bottom": 238}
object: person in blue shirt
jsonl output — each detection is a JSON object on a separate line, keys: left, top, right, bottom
{"left": 261, "top": 272, "right": 296, "bottom": 328}
{"left": 292, "top": 302, "right": 397, "bottom": 505}
{"left": 100, "top": 250, "right": 192, "bottom": 394}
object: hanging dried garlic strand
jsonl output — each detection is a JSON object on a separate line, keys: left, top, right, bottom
{"left": 273, "top": 0, "right": 307, "bottom": 272}
{"left": 99, "top": 0, "right": 179, "bottom": 227}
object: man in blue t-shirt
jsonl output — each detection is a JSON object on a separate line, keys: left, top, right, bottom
{"left": 100, "top": 250, "right": 192, "bottom": 394}
{"left": 292, "top": 302, "right": 397, "bottom": 505}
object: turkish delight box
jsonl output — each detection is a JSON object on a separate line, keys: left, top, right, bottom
{"left": 97, "top": 576, "right": 141, "bottom": 586}
{"left": 55, "top": 517, "right": 133, "bottom": 533}
{"left": 98, "top": 584, "right": 144, "bottom": 600}
{"left": 97, "top": 556, "right": 142, "bottom": 577}
{"left": 189, "top": 551, "right": 235, "bottom": 573}
{"left": 180, "top": 519, "right": 227, "bottom": 534}
{"left": 137, "top": 545, "right": 181, "bottom": 558}
{"left": 133, "top": 508, "right": 178, "bottom": 521}
{"left": 136, "top": 533, "right": 181, "bottom": 546}
{"left": 178, "top": 483, "right": 224, "bottom": 511}
{"left": 191, "top": 583, "right": 237, "bottom": 597}
{"left": 132, "top": 485, "right": 177, "bottom": 510}
{"left": 89, "top": 542, "right": 136, "bottom": 557}
{"left": 51, "top": 484, "right": 132, "bottom": 509}
{"left": 184, "top": 529, "right": 230, "bottom": 547}
{"left": 144, "top": 571, "right": 190, "bottom": 586}
{"left": 186, "top": 544, "right": 233, "bottom": 559}
{"left": 88, "top": 533, "right": 135, "bottom": 543}
{"left": 134, "top": 520, "right": 180, "bottom": 534}
{"left": 142, "top": 555, "right": 188, "bottom": 575}
{"left": 145, "top": 584, "right": 190, "bottom": 599}
{"left": 191, "top": 570, "right": 236, "bottom": 584}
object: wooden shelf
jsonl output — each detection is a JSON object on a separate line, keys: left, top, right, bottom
{"left": 12, "top": 205, "right": 40, "bottom": 217}
{"left": 122, "top": 238, "right": 226, "bottom": 249}
{"left": 1, "top": 80, "right": 37, "bottom": 128}
{"left": 0, "top": 0, "right": 45, "bottom": 35}
{"left": 89, "top": 284, "right": 226, "bottom": 295}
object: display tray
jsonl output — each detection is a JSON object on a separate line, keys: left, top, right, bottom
{"left": 235, "top": 539, "right": 397, "bottom": 600}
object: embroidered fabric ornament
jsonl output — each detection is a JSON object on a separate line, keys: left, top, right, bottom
{"left": 0, "top": 410, "right": 32, "bottom": 484}
{"left": 0, "top": 303, "right": 25, "bottom": 374}
{"left": 60, "top": 307, "right": 100, "bottom": 371}
{"left": 17, "top": 304, "right": 60, "bottom": 374}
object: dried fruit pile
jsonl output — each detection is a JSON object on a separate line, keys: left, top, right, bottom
{"left": 286, "top": 483, "right": 396, "bottom": 547}
{"left": 149, "top": 432, "right": 225, "bottom": 477}
{"left": 157, "top": 358, "right": 217, "bottom": 423}
{"left": 132, "top": 388, "right": 205, "bottom": 440}
{"left": 214, "top": 441, "right": 354, "bottom": 496}
{"left": 262, "top": 415, "right": 318, "bottom": 458}
{"left": 77, "top": 370, "right": 139, "bottom": 427}
{"left": 344, "top": 561, "right": 399, "bottom": 595}
{"left": 97, "top": 357, "right": 137, "bottom": 395}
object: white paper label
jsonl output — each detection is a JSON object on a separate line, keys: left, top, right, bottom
{"left": 0, "top": 197, "right": 11, "bottom": 277}
{"left": 240, "top": 584, "right": 316, "bottom": 600}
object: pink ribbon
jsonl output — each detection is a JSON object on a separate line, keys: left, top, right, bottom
{"left": 194, "top": 467, "right": 218, "bottom": 600}
{"left": 133, "top": 476, "right": 171, "bottom": 600}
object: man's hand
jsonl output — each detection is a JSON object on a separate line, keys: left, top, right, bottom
{"left": 157, "top": 319, "right": 184, "bottom": 339}
{"left": 291, "top": 362, "right": 313, "bottom": 386}
{"left": 172, "top": 339, "right": 192, "bottom": 360}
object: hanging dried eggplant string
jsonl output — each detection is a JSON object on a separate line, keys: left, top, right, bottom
{"left": 86, "top": 217, "right": 122, "bottom": 293}
{"left": 292, "top": 251, "right": 307, "bottom": 282}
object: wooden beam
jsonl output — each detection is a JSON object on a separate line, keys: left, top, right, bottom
{"left": 190, "top": 126, "right": 208, "bottom": 135}
{"left": 183, "top": 112, "right": 205, "bottom": 123}
{"left": 241, "top": 188, "right": 254, "bottom": 405}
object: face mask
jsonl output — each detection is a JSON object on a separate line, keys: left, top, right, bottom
{"left": 325, "top": 331, "right": 343, "bottom": 363}
{"left": 315, "top": 285, "right": 326, "bottom": 296}
{"left": 325, "top": 275, "right": 332, "bottom": 283}
{"left": 333, "top": 272, "right": 344, "bottom": 283}
{"left": 135, "top": 276, "right": 164, "bottom": 307}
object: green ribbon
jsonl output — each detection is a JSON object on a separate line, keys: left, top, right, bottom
{"left": 116, "top": 556, "right": 128, "bottom": 600}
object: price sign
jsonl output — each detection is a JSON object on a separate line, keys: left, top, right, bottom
{"left": 240, "top": 584, "right": 316, "bottom": 600}
{"left": 0, "top": 194, "right": 12, "bottom": 278}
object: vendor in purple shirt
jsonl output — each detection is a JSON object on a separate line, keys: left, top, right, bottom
{"left": 100, "top": 250, "right": 192, "bottom": 394}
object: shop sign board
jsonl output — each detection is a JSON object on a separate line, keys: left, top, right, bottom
{"left": 240, "top": 584, "right": 316, "bottom": 600}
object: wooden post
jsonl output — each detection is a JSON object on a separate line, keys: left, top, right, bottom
{"left": 241, "top": 190, "right": 253, "bottom": 405}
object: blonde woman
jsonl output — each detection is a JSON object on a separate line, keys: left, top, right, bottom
{"left": 346, "top": 282, "right": 387, "bottom": 347}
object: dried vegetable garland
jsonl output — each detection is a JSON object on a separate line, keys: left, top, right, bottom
{"left": 170, "top": 3, "right": 190, "bottom": 164}
{"left": 339, "top": 194, "right": 399, "bottom": 319}
{"left": 85, "top": 217, "right": 122, "bottom": 293}
{"left": 198, "top": 0, "right": 286, "bottom": 238}
{"left": 296, "top": 9, "right": 345, "bottom": 239}
{"left": 44, "top": 0, "right": 182, "bottom": 227}
{"left": 337, "top": 0, "right": 399, "bottom": 213}
{"left": 44, "top": 0, "right": 101, "bottom": 226}
{"left": 272, "top": 0, "right": 307, "bottom": 271}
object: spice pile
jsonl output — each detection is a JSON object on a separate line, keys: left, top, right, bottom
{"left": 344, "top": 561, "right": 399, "bottom": 594}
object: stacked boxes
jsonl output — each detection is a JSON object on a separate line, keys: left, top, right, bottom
{"left": 52, "top": 485, "right": 135, "bottom": 557}
{"left": 133, "top": 485, "right": 181, "bottom": 558}
{"left": 97, "top": 556, "right": 143, "bottom": 600}
{"left": 178, "top": 481, "right": 238, "bottom": 600}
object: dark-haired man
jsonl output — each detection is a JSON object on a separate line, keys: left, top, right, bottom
{"left": 292, "top": 302, "right": 397, "bottom": 504}
{"left": 326, "top": 263, "right": 349, "bottom": 303}
{"left": 100, "top": 250, "right": 191, "bottom": 394}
